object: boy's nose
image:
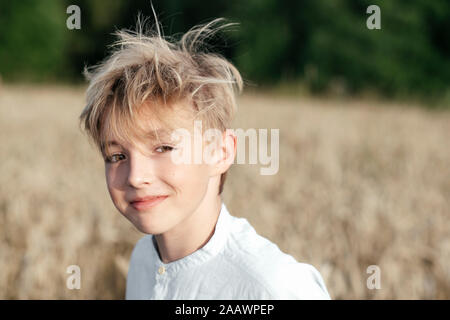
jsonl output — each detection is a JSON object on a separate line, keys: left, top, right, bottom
{"left": 126, "top": 153, "right": 155, "bottom": 188}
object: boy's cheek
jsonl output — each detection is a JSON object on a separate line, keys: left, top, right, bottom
{"left": 108, "top": 190, "right": 128, "bottom": 216}
{"left": 105, "top": 166, "right": 122, "bottom": 187}
{"left": 105, "top": 181, "right": 123, "bottom": 207}
{"left": 167, "top": 162, "right": 207, "bottom": 182}
{"left": 104, "top": 173, "right": 127, "bottom": 208}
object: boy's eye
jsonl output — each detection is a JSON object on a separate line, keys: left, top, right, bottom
{"left": 155, "top": 145, "right": 174, "bottom": 153}
{"left": 105, "top": 153, "right": 126, "bottom": 163}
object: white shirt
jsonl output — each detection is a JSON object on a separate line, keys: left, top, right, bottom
{"left": 126, "top": 202, "right": 331, "bottom": 299}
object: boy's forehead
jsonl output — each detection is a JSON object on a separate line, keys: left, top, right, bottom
{"left": 103, "top": 99, "right": 196, "bottom": 146}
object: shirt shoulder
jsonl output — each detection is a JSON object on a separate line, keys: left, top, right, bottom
{"left": 126, "top": 235, "right": 156, "bottom": 299}
{"left": 224, "top": 215, "right": 331, "bottom": 300}
{"left": 129, "top": 234, "right": 154, "bottom": 266}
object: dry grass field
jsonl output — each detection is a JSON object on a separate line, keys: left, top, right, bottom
{"left": 0, "top": 84, "right": 449, "bottom": 299}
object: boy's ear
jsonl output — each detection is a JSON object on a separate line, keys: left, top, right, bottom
{"left": 209, "top": 129, "right": 236, "bottom": 176}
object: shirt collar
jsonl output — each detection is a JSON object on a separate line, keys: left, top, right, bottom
{"left": 150, "top": 201, "right": 231, "bottom": 275}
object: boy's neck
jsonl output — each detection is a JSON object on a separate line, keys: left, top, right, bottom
{"left": 154, "top": 195, "right": 222, "bottom": 264}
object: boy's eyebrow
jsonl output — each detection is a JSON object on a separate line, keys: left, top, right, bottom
{"left": 104, "top": 129, "right": 174, "bottom": 147}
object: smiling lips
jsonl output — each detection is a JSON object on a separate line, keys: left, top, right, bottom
{"left": 130, "top": 195, "right": 168, "bottom": 211}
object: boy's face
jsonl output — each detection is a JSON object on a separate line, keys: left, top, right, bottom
{"left": 103, "top": 100, "right": 233, "bottom": 235}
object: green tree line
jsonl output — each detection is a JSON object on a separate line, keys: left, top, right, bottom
{"left": 0, "top": 0, "right": 449, "bottom": 104}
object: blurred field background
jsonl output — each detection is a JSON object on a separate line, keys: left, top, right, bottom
{"left": 0, "top": 0, "right": 449, "bottom": 299}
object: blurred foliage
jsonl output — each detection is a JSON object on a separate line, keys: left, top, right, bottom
{"left": 0, "top": 0, "right": 67, "bottom": 81}
{"left": 0, "top": 0, "right": 449, "bottom": 104}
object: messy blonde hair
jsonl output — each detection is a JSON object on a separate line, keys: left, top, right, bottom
{"left": 79, "top": 15, "right": 243, "bottom": 195}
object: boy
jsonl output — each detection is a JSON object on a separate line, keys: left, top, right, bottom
{"left": 79, "top": 17, "right": 331, "bottom": 300}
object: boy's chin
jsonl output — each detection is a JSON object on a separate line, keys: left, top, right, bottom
{"left": 130, "top": 219, "right": 168, "bottom": 235}
{"left": 120, "top": 210, "right": 165, "bottom": 234}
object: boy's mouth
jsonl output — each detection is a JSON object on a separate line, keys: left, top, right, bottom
{"left": 130, "top": 195, "right": 169, "bottom": 211}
